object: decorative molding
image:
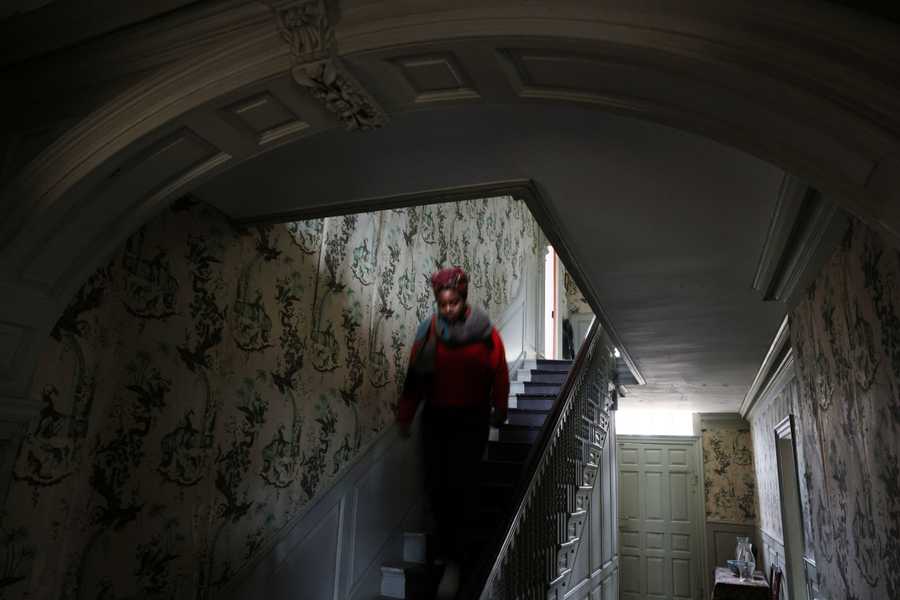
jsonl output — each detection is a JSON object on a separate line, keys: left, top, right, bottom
{"left": 617, "top": 434, "right": 699, "bottom": 445}
{"left": 390, "top": 52, "right": 480, "bottom": 104}
{"left": 223, "top": 92, "right": 310, "bottom": 146}
{"left": 262, "top": 0, "right": 386, "bottom": 130}
{"left": 698, "top": 412, "right": 747, "bottom": 424}
{"left": 740, "top": 315, "right": 791, "bottom": 418}
{"left": 752, "top": 174, "right": 849, "bottom": 304}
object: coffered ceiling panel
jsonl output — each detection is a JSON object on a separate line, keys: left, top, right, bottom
{"left": 391, "top": 53, "right": 480, "bottom": 103}
{"left": 224, "top": 91, "right": 310, "bottom": 147}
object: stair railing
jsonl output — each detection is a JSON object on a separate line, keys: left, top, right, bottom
{"left": 464, "top": 318, "right": 615, "bottom": 600}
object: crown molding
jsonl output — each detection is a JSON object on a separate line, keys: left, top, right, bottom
{"left": 698, "top": 412, "right": 748, "bottom": 424}
{"left": 740, "top": 315, "right": 792, "bottom": 418}
{"left": 752, "top": 175, "right": 849, "bottom": 305}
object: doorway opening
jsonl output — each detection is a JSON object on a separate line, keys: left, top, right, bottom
{"left": 543, "top": 244, "right": 557, "bottom": 359}
{"left": 775, "top": 415, "right": 816, "bottom": 600}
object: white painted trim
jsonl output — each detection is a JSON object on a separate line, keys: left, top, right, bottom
{"left": 740, "top": 315, "right": 791, "bottom": 418}
{"left": 222, "top": 416, "right": 427, "bottom": 600}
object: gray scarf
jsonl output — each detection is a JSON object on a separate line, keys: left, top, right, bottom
{"left": 434, "top": 305, "right": 492, "bottom": 346}
{"left": 412, "top": 306, "right": 493, "bottom": 379}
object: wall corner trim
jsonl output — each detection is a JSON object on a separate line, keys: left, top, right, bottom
{"left": 740, "top": 315, "right": 791, "bottom": 418}
{"left": 752, "top": 175, "right": 846, "bottom": 305}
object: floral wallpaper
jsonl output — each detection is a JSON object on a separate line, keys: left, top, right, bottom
{"left": 0, "top": 196, "right": 543, "bottom": 600}
{"left": 791, "top": 218, "right": 900, "bottom": 599}
{"left": 564, "top": 271, "right": 592, "bottom": 316}
{"left": 702, "top": 424, "right": 757, "bottom": 524}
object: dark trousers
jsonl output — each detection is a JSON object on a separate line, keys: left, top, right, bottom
{"left": 422, "top": 404, "right": 490, "bottom": 563}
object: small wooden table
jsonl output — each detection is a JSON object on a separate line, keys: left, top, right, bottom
{"left": 712, "top": 566, "right": 770, "bottom": 600}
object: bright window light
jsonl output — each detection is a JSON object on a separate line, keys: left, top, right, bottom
{"left": 543, "top": 245, "right": 556, "bottom": 359}
{"left": 615, "top": 410, "right": 694, "bottom": 436}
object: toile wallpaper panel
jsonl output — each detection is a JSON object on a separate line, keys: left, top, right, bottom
{"left": 791, "top": 219, "right": 900, "bottom": 599}
{"left": 564, "top": 271, "right": 592, "bottom": 316}
{"left": 701, "top": 423, "right": 756, "bottom": 524}
{"left": 0, "top": 196, "right": 543, "bottom": 600}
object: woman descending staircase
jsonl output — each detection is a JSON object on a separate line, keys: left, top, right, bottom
{"left": 380, "top": 359, "right": 573, "bottom": 600}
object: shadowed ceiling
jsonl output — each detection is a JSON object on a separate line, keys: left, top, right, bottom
{"left": 197, "top": 103, "right": 787, "bottom": 412}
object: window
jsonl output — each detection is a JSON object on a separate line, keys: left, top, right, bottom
{"left": 615, "top": 410, "right": 694, "bottom": 436}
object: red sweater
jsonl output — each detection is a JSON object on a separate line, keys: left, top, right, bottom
{"left": 398, "top": 325, "right": 509, "bottom": 425}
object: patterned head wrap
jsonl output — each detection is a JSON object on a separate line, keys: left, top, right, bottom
{"left": 430, "top": 267, "right": 468, "bottom": 300}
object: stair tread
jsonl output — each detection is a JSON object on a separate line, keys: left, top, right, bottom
{"left": 509, "top": 407, "right": 551, "bottom": 414}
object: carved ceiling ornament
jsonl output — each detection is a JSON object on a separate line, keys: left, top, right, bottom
{"left": 262, "top": 0, "right": 386, "bottom": 130}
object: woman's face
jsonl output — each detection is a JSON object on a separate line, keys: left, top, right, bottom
{"left": 437, "top": 288, "right": 466, "bottom": 322}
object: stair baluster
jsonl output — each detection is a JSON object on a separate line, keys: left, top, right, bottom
{"left": 463, "top": 319, "right": 614, "bottom": 600}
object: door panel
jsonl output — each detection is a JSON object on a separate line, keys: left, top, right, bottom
{"left": 618, "top": 436, "right": 702, "bottom": 600}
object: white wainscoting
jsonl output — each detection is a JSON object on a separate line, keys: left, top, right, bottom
{"left": 759, "top": 529, "right": 787, "bottom": 598}
{"left": 223, "top": 417, "right": 426, "bottom": 600}
{"left": 564, "top": 417, "right": 619, "bottom": 600}
{"left": 705, "top": 521, "right": 758, "bottom": 587}
{"left": 496, "top": 245, "right": 544, "bottom": 371}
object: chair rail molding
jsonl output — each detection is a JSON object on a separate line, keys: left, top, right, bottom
{"left": 2, "top": 0, "right": 900, "bottom": 427}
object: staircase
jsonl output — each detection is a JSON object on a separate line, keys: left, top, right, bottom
{"left": 379, "top": 359, "right": 573, "bottom": 600}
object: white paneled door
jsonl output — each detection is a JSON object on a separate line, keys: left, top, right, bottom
{"left": 617, "top": 436, "right": 702, "bottom": 600}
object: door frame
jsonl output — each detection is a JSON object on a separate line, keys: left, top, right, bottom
{"left": 774, "top": 415, "right": 808, "bottom": 600}
{"left": 617, "top": 434, "right": 707, "bottom": 600}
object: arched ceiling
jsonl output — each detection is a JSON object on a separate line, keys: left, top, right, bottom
{"left": 0, "top": 0, "right": 898, "bottom": 426}
{"left": 197, "top": 103, "right": 787, "bottom": 411}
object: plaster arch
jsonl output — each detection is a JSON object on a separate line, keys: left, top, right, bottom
{"left": 1, "top": 0, "right": 899, "bottom": 429}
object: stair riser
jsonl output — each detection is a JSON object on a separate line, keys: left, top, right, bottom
{"left": 499, "top": 427, "right": 541, "bottom": 443}
{"left": 522, "top": 383, "right": 562, "bottom": 395}
{"left": 535, "top": 361, "right": 572, "bottom": 372}
{"left": 515, "top": 397, "right": 555, "bottom": 411}
{"left": 506, "top": 412, "right": 548, "bottom": 427}
{"left": 522, "top": 360, "right": 572, "bottom": 372}
{"left": 529, "top": 372, "right": 568, "bottom": 384}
